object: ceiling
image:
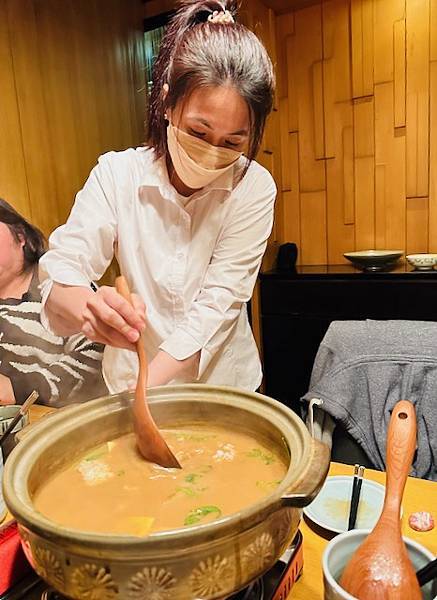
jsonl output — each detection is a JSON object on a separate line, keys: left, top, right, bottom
{"left": 143, "top": 0, "right": 319, "bottom": 15}
{"left": 257, "top": 0, "right": 320, "bottom": 12}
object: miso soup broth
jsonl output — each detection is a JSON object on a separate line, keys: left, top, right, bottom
{"left": 33, "top": 425, "right": 288, "bottom": 536}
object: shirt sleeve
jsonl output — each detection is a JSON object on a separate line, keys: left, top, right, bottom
{"left": 160, "top": 166, "right": 276, "bottom": 378}
{"left": 39, "top": 152, "right": 118, "bottom": 293}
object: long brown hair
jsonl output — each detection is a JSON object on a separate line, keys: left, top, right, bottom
{"left": 0, "top": 198, "right": 46, "bottom": 272}
{"left": 148, "top": 0, "right": 275, "bottom": 171}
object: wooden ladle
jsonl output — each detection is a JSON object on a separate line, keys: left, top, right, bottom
{"left": 115, "top": 276, "right": 181, "bottom": 469}
{"left": 340, "top": 400, "right": 420, "bottom": 599}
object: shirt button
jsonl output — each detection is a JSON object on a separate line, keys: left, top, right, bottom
{"left": 177, "top": 252, "right": 184, "bottom": 260}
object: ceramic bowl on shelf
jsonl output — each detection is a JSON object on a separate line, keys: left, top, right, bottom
{"left": 343, "top": 250, "right": 403, "bottom": 272}
{"left": 406, "top": 254, "right": 437, "bottom": 271}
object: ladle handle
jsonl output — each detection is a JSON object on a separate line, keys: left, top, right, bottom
{"left": 115, "top": 275, "right": 132, "bottom": 305}
{"left": 115, "top": 276, "right": 148, "bottom": 385}
{"left": 383, "top": 400, "right": 417, "bottom": 516}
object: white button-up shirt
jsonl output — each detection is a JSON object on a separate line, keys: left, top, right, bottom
{"left": 39, "top": 147, "right": 276, "bottom": 393}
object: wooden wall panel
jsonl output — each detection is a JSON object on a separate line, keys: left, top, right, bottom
{"left": 406, "top": 197, "right": 429, "bottom": 253}
{"left": 373, "top": 0, "right": 405, "bottom": 84}
{"left": 0, "top": 0, "right": 146, "bottom": 237}
{"left": 35, "top": 0, "right": 84, "bottom": 224}
{"left": 282, "top": 132, "right": 301, "bottom": 256}
{"left": 406, "top": 0, "right": 429, "bottom": 198}
{"left": 323, "top": 0, "right": 351, "bottom": 105}
{"left": 394, "top": 18, "right": 406, "bottom": 127}
{"left": 300, "top": 191, "right": 328, "bottom": 264}
{"left": 374, "top": 82, "right": 406, "bottom": 250}
{"left": 429, "top": 62, "right": 437, "bottom": 251}
{"left": 351, "top": 0, "right": 374, "bottom": 98}
{"left": 268, "top": 0, "right": 433, "bottom": 263}
{"left": 275, "top": 12, "right": 294, "bottom": 100}
{"left": 0, "top": 0, "right": 31, "bottom": 221}
{"left": 326, "top": 102, "right": 355, "bottom": 262}
{"left": 286, "top": 35, "right": 299, "bottom": 132}
{"left": 355, "top": 156, "right": 375, "bottom": 249}
{"left": 354, "top": 97, "right": 375, "bottom": 250}
{"left": 323, "top": 0, "right": 351, "bottom": 157}
{"left": 6, "top": 0, "right": 59, "bottom": 233}
{"left": 279, "top": 97, "right": 293, "bottom": 192}
{"left": 294, "top": 5, "right": 325, "bottom": 192}
{"left": 431, "top": 0, "right": 437, "bottom": 62}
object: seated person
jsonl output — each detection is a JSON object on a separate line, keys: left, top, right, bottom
{"left": 0, "top": 198, "right": 107, "bottom": 406}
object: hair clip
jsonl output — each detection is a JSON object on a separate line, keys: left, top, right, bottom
{"left": 208, "top": 10, "right": 235, "bottom": 24}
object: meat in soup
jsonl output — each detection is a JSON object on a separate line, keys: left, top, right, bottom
{"left": 33, "top": 425, "right": 287, "bottom": 536}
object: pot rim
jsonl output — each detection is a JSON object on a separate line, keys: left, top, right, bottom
{"left": 4, "top": 384, "right": 313, "bottom": 552}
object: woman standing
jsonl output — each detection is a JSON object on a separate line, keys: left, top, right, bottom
{"left": 40, "top": 0, "right": 276, "bottom": 394}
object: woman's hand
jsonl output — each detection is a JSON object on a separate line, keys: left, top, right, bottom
{"left": 0, "top": 373, "right": 16, "bottom": 405}
{"left": 81, "top": 286, "right": 146, "bottom": 350}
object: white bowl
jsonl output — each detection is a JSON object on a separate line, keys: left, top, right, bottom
{"left": 303, "top": 475, "right": 391, "bottom": 533}
{"left": 323, "top": 529, "right": 437, "bottom": 599}
{"left": 406, "top": 254, "right": 437, "bottom": 270}
{"left": 344, "top": 250, "right": 403, "bottom": 271}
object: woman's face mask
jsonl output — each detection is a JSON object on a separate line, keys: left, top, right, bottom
{"left": 167, "top": 123, "right": 243, "bottom": 190}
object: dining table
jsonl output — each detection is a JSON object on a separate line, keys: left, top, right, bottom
{"left": 3, "top": 404, "right": 437, "bottom": 599}
{"left": 293, "top": 461, "right": 437, "bottom": 599}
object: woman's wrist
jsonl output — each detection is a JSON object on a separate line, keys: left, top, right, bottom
{"left": 46, "top": 283, "right": 94, "bottom": 336}
{"left": 147, "top": 350, "right": 200, "bottom": 387}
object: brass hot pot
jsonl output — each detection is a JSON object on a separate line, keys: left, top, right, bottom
{"left": 3, "top": 384, "right": 330, "bottom": 599}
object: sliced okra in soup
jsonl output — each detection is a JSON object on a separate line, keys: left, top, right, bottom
{"left": 246, "top": 447, "right": 276, "bottom": 465}
{"left": 184, "top": 505, "right": 222, "bottom": 527}
{"left": 255, "top": 480, "right": 282, "bottom": 492}
{"left": 82, "top": 441, "right": 113, "bottom": 462}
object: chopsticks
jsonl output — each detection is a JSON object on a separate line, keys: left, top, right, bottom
{"left": 0, "top": 391, "right": 39, "bottom": 449}
{"left": 347, "top": 464, "right": 365, "bottom": 530}
{"left": 416, "top": 557, "right": 437, "bottom": 587}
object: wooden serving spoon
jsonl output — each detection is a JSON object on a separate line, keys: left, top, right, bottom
{"left": 115, "top": 276, "right": 181, "bottom": 469}
{"left": 340, "top": 400, "right": 420, "bottom": 599}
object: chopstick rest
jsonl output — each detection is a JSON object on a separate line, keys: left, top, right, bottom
{"left": 347, "top": 464, "right": 365, "bottom": 530}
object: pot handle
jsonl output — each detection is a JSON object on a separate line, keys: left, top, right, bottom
{"left": 281, "top": 438, "right": 330, "bottom": 508}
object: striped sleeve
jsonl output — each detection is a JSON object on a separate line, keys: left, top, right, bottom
{"left": 0, "top": 300, "right": 107, "bottom": 406}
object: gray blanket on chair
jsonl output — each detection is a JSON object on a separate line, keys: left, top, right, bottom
{"left": 301, "top": 320, "right": 437, "bottom": 481}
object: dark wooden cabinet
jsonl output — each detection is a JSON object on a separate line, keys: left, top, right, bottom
{"left": 260, "top": 265, "right": 437, "bottom": 412}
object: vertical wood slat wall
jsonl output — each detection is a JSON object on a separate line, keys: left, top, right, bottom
{"left": 0, "top": 0, "right": 147, "bottom": 238}
{"left": 244, "top": 0, "right": 436, "bottom": 266}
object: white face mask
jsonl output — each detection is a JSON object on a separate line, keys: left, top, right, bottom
{"left": 167, "top": 123, "right": 243, "bottom": 189}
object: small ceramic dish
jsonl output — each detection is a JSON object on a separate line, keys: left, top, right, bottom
{"left": 406, "top": 254, "right": 437, "bottom": 271}
{"left": 0, "top": 405, "right": 29, "bottom": 460}
{"left": 303, "top": 475, "right": 396, "bottom": 534}
{"left": 344, "top": 250, "right": 403, "bottom": 271}
{"left": 323, "top": 529, "right": 437, "bottom": 599}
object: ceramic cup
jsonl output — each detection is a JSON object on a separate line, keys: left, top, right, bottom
{"left": 406, "top": 254, "right": 437, "bottom": 270}
{"left": 323, "top": 529, "right": 437, "bottom": 600}
{"left": 0, "top": 405, "right": 29, "bottom": 460}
